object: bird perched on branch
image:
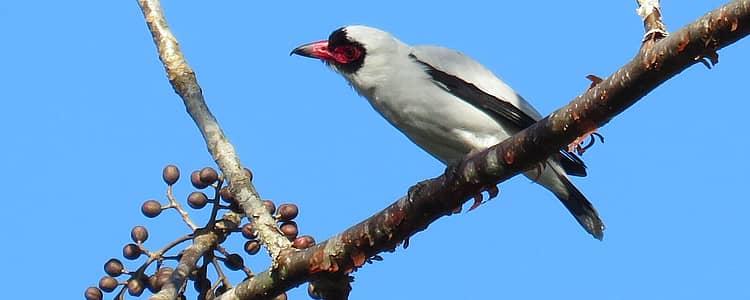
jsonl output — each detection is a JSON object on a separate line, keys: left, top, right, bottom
{"left": 292, "top": 25, "right": 605, "bottom": 239}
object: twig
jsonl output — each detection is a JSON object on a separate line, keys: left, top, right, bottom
{"left": 637, "top": 0, "right": 669, "bottom": 44}
{"left": 166, "top": 185, "right": 198, "bottom": 230}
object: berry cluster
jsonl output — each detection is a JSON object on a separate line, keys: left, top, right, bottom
{"left": 84, "top": 165, "right": 314, "bottom": 300}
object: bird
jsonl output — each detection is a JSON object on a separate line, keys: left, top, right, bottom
{"left": 291, "top": 25, "right": 605, "bottom": 239}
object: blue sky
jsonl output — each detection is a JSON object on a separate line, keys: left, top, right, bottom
{"left": 2, "top": 1, "right": 749, "bottom": 299}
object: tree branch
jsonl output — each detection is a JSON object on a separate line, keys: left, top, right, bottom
{"left": 216, "top": 1, "right": 750, "bottom": 298}
{"left": 136, "top": 0, "right": 290, "bottom": 259}
{"left": 137, "top": 1, "right": 291, "bottom": 299}
{"left": 150, "top": 233, "right": 218, "bottom": 300}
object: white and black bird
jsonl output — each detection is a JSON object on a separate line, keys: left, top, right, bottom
{"left": 292, "top": 25, "right": 605, "bottom": 239}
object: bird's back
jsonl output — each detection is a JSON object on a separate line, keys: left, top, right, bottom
{"left": 410, "top": 45, "right": 544, "bottom": 121}
{"left": 344, "top": 44, "right": 532, "bottom": 164}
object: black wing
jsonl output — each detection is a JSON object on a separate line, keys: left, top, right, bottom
{"left": 410, "top": 53, "right": 587, "bottom": 176}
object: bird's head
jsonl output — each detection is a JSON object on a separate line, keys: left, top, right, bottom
{"left": 291, "top": 25, "right": 401, "bottom": 77}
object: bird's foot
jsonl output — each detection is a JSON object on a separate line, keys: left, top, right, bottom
{"left": 443, "top": 158, "right": 501, "bottom": 211}
{"left": 567, "top": 129, "right": 605, "bottom": 155}
{"left": 468, "top": 185, "right": 500, "bottom": 211}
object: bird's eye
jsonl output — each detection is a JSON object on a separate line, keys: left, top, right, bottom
{"left": 343, "top": 47, "right": 356, "bottom": 58}
{"left": 332, "top": 45, "right": 362, "bottom": 64}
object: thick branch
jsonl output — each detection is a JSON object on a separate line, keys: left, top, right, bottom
{"left": 136, "top": 0, "right": 291, "bottom": 270}
{"left": 218, "top": 1, "right": 750, "bottom": 298}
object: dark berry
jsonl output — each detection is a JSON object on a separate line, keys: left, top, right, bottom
{"left": 141, "top": 200, "right": 162, "bottom": 218}
{"left": 224, "top": 253, "right": 244, "bottom": 271}
{"left": 104, "top": 258, "right": 124, "bottom": 276}
{"left": 241, "top": 223, "right": 256, "bottom": 240}
{"left": 122, "top": 243, "right": 141, "bottom": 260}
{"left": 130, "top": 225, "right": 148, "bottom": 243}
{"left": 244, "top": 240, "right": 261, "bottom": 255}
{"left": 279, "top": 221, "right": 298, "bottom": 239}
{"left": 277, "top": 204, "right": 299, "bottom": 221}
{"left": 219, "top": 187, "right": 235, "bottom": 204}
{"left": 162, "top": 164, "right": 180, "bottom": 185}
{"left": 187, "top": 191, "right": 209, "bottom": 209}
{"left": 262, "top": 200, "right": 276, "bottom": 215}
{"left": 199, "top": 167, "right": 219, "bottom": 185}
{"left": 228, "top": 201, "right": 243, "bottom": 214}
{"left": 84, "top": 287, "right": 103, "bottom": 300}
{"left": 243, "top": 167, "right": 253, "bottom": 181}
{"left": 191, "top": 170, "right": 209, "bottom": 189}
{"left": 98, "top": 276, "right": 118, "bottom": 293}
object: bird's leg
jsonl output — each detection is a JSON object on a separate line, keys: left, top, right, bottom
{"left": 565, "top": 75, "right": 607, "bottom": 155}
{"left": 567, "top": 129, "right": 604, "bottom": 155}
{"left": 529, "top": 161, "right": 546, "bottom": 182}
{"left": 448, "top": 152, "right": 504, "bottom": 211}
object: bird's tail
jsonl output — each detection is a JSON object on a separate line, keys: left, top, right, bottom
{"left": 551, "top": 169, "right": 605, "bottom": 240}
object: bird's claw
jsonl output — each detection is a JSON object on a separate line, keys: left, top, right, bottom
{"left": 468, "top": 193, "right": 483, "bottom": 211}
{"left": 467, "top": 185, "right": 501, "bottom": 211}
{"left": 567, "top": 129, "right": 604, "bottom": 155}
{"left": 486, "top": 185, "right": 499, "bottom": 199}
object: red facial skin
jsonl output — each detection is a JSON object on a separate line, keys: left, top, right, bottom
{"left": 293, "top": 40, "right": 362, "bottom": 64}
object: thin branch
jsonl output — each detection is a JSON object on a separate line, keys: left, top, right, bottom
{"left": 637, "top": 0, "right": 669, "bottom": 43}
{"left": 166, "top": 185, "right": 198, "bottom": 231}
{"left": 150, "top": 233, "right": 218, "bottom": 300}
{"left": 217, "top": 1, "right": 750, "bottom": 298}
{"left": 136, "top": 0, "right": 291, "bottom": 263}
